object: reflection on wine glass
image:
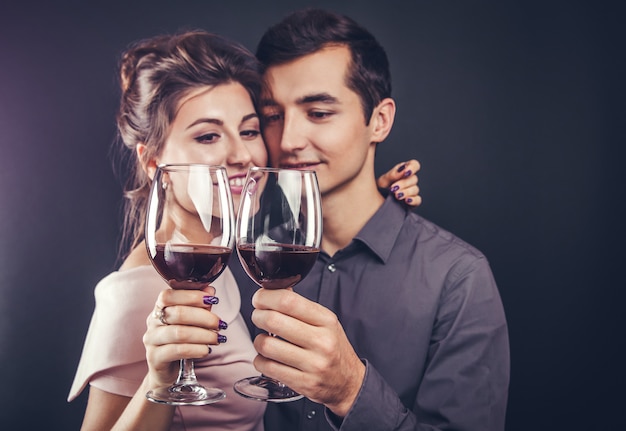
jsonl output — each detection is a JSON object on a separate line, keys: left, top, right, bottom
{"left": 145, "top": 164, "right": 235, "bottom": 405}
{"left": 234, "top": 167, "right": 322, "bottom": 402}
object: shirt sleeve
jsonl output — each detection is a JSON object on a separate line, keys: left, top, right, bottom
{"left": 329, "top": 256, "right": 510, "bottom": 431}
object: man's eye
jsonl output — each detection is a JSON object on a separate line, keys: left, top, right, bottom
{"left": 309, "top": 111, "right": 332, "bottom": 120}
{"left": 263, "top": 113, "right": 282, "bottom": 123}
{"left": 194, "top": 133, "right": 219, "bottom": 144}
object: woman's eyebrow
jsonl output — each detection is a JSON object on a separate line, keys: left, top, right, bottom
{"left": 241, "top": 113, "right": 259, "bottom": 122}
{"left": 186, "top": 118, "right": 223, "bottom": 130}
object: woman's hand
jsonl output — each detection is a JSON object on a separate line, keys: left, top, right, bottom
{"left": 143, "top": 286, "right": 226, "bottom": 389}
{"left": 377, "top": 159, "right": 421, "bottom": 207}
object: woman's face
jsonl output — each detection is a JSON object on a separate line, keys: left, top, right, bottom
{"left": 157, "top": 82, "right": 268, "bottom": 210}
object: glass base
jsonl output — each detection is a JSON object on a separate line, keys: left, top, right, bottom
{"left": 233, "top": 376, "right": 303, "bottom": 403}
{"left": 146, "top": 383, "right": 226, "bottom": 406}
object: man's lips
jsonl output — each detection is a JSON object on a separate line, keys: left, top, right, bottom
{"left": 279, "top": 162, "right": 320, "bottom": 170}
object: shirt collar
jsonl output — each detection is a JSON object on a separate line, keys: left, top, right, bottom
{"left": 353, "top": 194, "right": 408, "bottom": 263}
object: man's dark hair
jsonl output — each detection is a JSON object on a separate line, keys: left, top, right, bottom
{"left": 256, "top": 8, "right": 391, "bottom": 124}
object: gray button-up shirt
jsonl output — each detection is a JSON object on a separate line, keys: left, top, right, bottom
{"left": 233, "top": 195, "right": 509, "bottom": 431}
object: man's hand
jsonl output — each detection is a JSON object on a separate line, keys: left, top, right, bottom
{"left": 251, "top": 288, "right": 365, "bottom": 417}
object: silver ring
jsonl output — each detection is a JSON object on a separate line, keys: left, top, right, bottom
{"left": 154, "top": 307, "right": 168, "bottom": 325}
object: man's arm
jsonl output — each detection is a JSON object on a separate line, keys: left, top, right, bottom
{"left": 252, "top": 256, "right": 509, "bottom": 431}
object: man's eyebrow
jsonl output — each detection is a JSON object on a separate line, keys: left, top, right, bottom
{"left": 260, "top": 99, "right": 278, "bottom": 108}
{"left": 260, "top": 93, "right": 339, "bottom": 108}
{"left": 296, "top": 93, "right": 339, "bottom": 105}
{"left": 186, "top": 118, "right": 223, "bottom": 129}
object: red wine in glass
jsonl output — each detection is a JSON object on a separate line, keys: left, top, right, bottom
{"left": 145, "top": 164, "right": 235, "bottom": 406}
{"left": 234, "top": 167, "right": 322, "bottom": 402}
{"left": 237, "top": 243, "right": 318, "bottom": 290}
{"left": 152, "top": 244, "right": 231, "bottom": 289}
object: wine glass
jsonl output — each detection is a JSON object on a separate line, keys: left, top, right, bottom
{"left": 145, "top": 164, "right": 235, "bottom": 405}
{"left": 233, "top": 167, "right": 322, "bottom": 402}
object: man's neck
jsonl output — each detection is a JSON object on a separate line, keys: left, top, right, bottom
{"left": 320, "top": 176, "right": 385, "bottom": 257}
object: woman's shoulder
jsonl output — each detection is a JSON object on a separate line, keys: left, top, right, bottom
{"left": 118, "top": 242, "right": 151, "bottom": 271}
{"left": 94, "top": 246, "right": 165, "bottom": 305}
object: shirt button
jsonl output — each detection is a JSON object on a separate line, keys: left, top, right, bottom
{"left": 306, "top": 410, "right": 317, "bottom": 419}
{"left": 327, "top": 264, "right": 336, "bottom": 273}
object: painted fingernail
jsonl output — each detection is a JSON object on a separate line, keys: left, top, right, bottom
{"left": 396, "top": 163, "right": 406, "bottom": 173}
{"left": 203, "top": 296, "right": 219, "bottom": 305}
{"left": 390, "top": 185, "right": 399, "bottom": 193}
{"left": 407, "top": 198, "right": 413, "bottom": 203}
{"left": 403, "top": 169, "right": 412, "bottom": 177}
{"left": 217, "top": 334, "right": 227, "bottom": 344}
{"left": 218, "top": 320, "right": 228, "bottom": 330}
{"left": 207, "top": 346, "right": 212, "bottom": 355}
{"left": 397, "top": 192, "right": 404, "bottom": 199}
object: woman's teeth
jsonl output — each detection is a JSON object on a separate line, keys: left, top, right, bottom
{"left": 229, "top": 177, "right": 245, "bottom": 188}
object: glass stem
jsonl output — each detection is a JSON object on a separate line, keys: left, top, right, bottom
{"left": 176, "top": 359, "right": 198, "bottom": 386}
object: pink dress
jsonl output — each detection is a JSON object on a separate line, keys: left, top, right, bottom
{"left": 68, "top": 265, "right": 265, "bottom": 431}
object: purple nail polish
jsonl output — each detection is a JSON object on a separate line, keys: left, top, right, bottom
{"left": 217, "top": 334, "right": 227, "bottom": 344}
{"left": 403, "top": 169, "right": 412, "bottom": 178}
{"left": 397, "top": 192, "right": 404, "bottom": 199}
{"left": 207, "top": 346, "right": 212, "bottom": 355}
{"left": 218, "top": 320, "right": 228, "bottom": 330}
{"left": 396, "top": 163, "right": 406, "bottom": 173}
{"left": 203, "top": 296, "right": 219, "bottom": 305}
{"left": 390, "top": 185, "right": 399, "bottom": 193}
{"left": 407, "top": 198, "right": 413, "bottom": 203}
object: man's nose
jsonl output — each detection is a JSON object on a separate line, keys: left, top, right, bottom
{"left": 279, "top": 114, "right": 307, "bottom": 152}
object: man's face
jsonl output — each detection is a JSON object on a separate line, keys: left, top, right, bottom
{"left": 261, "top": 45, "right": 378, "bottom": 197}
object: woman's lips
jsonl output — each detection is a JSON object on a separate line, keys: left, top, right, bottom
{"left": 228, "top": 175, "right": 247, "bottom": 194}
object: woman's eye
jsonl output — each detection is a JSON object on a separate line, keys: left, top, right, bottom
{"left": 241, "top": 130, "right": 261, "bottom": 139}
{"left": 194, "top": 133, "right": 220, "bottom": 144}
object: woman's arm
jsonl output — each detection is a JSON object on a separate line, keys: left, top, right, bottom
{"left": 80, "top": 285, "right": 222, "bottom": 431}
{"left": 81, "top": 384, "right": 174, "bottom": 431}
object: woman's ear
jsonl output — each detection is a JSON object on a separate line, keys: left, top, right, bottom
{"left": 136, "top": 143, "right": 158, "bottom": 180}
{"left": 370, "top": 97, "right": 396, "bottom": 143}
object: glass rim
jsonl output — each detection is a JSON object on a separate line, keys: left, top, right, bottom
{"left": 247, "top": 166, "right": 316, "bottom": 174}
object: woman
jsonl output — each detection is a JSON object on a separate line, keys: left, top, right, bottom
{"left": 68, "top": 30, "right": 420, "bottom": 430}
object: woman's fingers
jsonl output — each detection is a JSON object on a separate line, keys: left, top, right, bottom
{"left": 155, "top": 285, "right": 217, "bottom": 309}
{"left": 145, "top": 287, "right": 228, "bottom": 360}
{"left": 377, "top": 159, "right": 422, "bottom": 206}
{"left": 151, "top": 304, "right": 223, "bottom": 329}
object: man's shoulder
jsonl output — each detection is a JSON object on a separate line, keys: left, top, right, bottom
{"left": 404, "top": 212, "right": 487, "bottom": 261}
{"left": 399, "top": 213, "right": 498, "bottom": 293}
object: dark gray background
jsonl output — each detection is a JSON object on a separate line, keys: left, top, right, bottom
{"left": 1, "top": 0, "right": 623, "bottom": 429}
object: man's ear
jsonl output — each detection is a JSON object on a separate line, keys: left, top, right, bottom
{"left": 136, "top": 143, "right": 159, "bottom": 180}
{"left": 370, "top": 97, "right": 396, "bottom": 143}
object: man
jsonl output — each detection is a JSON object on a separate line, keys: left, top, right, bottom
{"left": 232, "top": 8, "right": 510, "bottom": 431}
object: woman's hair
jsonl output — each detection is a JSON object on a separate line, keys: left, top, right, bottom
{"left": 115, "top": 30, "right": 262, "bottom": 259}
{"left": 255, "top": 8, "right": 391, "bottom": 125}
